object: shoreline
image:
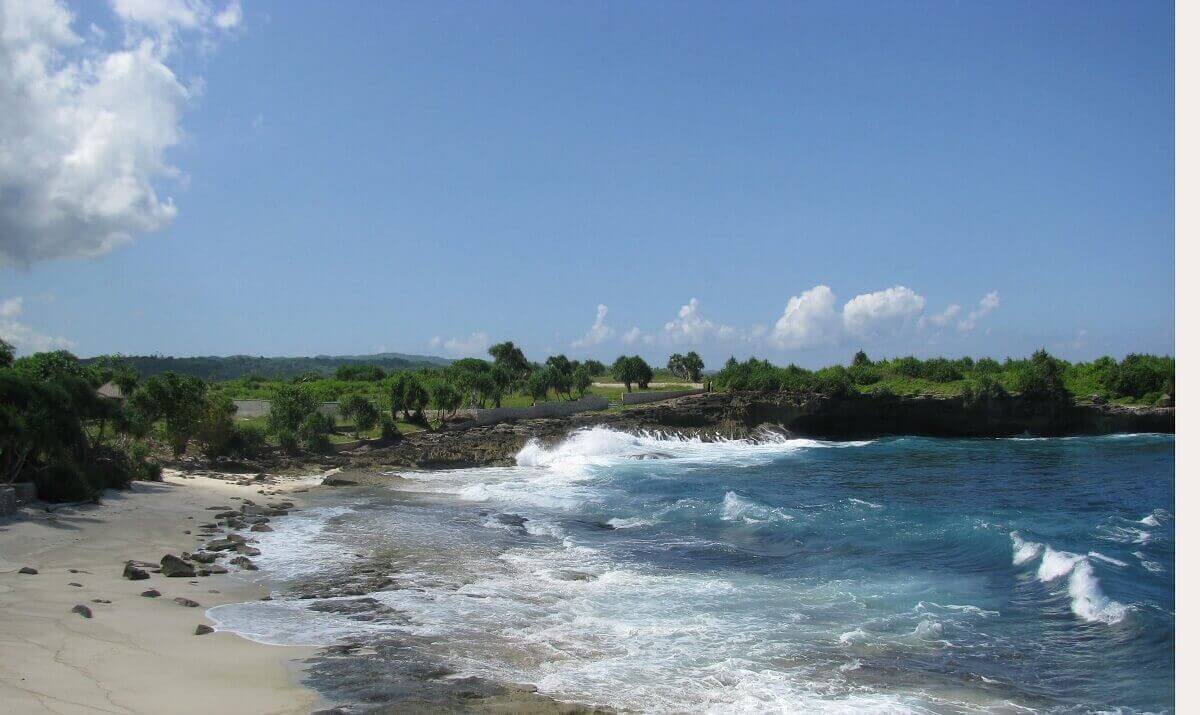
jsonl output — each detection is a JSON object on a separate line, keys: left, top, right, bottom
{"left": 0, "top": 472, "right": 322, "bottom": 715}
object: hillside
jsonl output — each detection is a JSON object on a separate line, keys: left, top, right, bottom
{"left": 81, "top": 352, "right": 450, "bottom": 381}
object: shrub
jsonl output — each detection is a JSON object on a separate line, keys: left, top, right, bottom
{"left": 1015, "top": 349, "right": 1067, "bottom": 400}
{"left": 268, "top": 384, "right": 317, "bottom": 436}
{"left": 920, "top": 358, "right": 962, "bottom": 383}
{"left": 379, "top": 416, "right": 400, "bottom": 441}
{"left": 963, "top": 375, "right": 1007, "bottom": 405}
{"left": 299, "top": 411, "right": 335, "bottom": 452}
{"left": 848, "top": 363, "right": 881, "bottom": 386}
{"left": 334, "top": 364, "right": 386, "bottom": 382}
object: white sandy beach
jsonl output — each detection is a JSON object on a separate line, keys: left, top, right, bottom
{"left": 0, "top": 474, "right": 319, "bottom": 715}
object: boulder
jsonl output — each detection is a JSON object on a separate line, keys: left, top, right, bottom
{"left": 204, "top": 539, "right": 240, "bottom": 552}
{"left": 68, "top": 582, "right": 82, "bottom": 587}
{"left": 173, "top": 597, "right": 200, "bottom": 608}
{"left": 18, "top": 566, "right": 37, "bottom": 575}
{"left": 215, "top": 511, "right": 241, "bottom": 518}
{"left": 122, "top": 563, "right": 150, "bottom": 580}
{"left": 71, "top": 605, "right": 93, "bottom": 618}
{"left": 160, "top": 554, "right": 196, "bottom": 578}
{"left": 186, "top": 551, "right": 219, "bottom": 564}
{"left": 194, "top": 624, "right": 214, "bottom": 635}
{"left": 140, "top": 589, "right": 161, "bottom": 598}
{"left": 200, "top": 564, "right": 229, "bottom": 575}
{"left": 250, "top": 523, "right": 273, "bottom": 532}
{"left": 235, "top": 545, "right": 262, "bottom": 557}
{"left": 230, "top": 556, "right": 258, "bottom": 571}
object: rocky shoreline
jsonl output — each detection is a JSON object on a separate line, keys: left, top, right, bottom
{"left": 215, "top": 391, "right": 1174, "bottom": 475}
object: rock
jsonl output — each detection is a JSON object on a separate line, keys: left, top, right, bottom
{"left": 194, "top": 624, "right": 214, "bottom": 635}
{"left": 204, "top": 539, "right": 240, "bottom": 552}
{"left": 200, "top": 565, "right": 229, "bottom": 575}
{"left": 18, "top": 566, "right": 37, "bottom": 575}
{"left": 71, "top": 604, "right": 92, "bottom": 618}
{"left": 235, "top": 545, "right": 261, "bottom": 557}
{"left": 186, "top": 551, "right": 219, "bottom": 564}
{"left": 173, "top": 597, "right": 200, "bottom": 608}
{"left": 322, "top": 476, "right": 357, "bottom": 486}
{"left": 68, "top": 582, "right": 82, "bottom": 587}
{"left": 91, "top": 599, "right": 111, "bottom": 604}
{"left": 122, "top": 562, "right": 150, "bottom": 580}
{"left": 160, "top": 554, "right": 196, "bottom": 578}
{"left": 215, "top": 510, "right": 241, "bottom": 518}
{"left": 250, "top": 523, "right": 273, "bottom": 532}
{"left": 140, "top": 589, "right": 161, "bottom": 598}
{"left": 230, "top": 556, "right": 258, "bottom": 570}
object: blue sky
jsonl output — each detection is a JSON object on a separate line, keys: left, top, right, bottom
{"left": 0, "top": 1, "right": 1174, "bottom": 367}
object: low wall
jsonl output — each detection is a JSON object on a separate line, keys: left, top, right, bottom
{"left": 458, "top": 396, "right": 609, "bottom": 427}
{"left": 234, "top": 399, "right": 340, "bottom": 419}
{"left": 620, "top": 388, "right": 705, "bottom": 405}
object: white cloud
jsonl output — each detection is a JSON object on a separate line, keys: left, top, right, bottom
{"left": 842, "top": 285, "right": 926, "bottom": 339}
{"left": 571, "top": 304, "right": 615, "bottom": 348}
{"left": 662, "top": 298, "right": 739, "bottom": 345}
{"left": 770, "top": 285, "right": 840, "bottom": 349}
{"left": 621, "top": 326, "right": 653, "bottom": 346}
{"left": 429, "top": 331, "right": 489, "bottom": 357}
{"left": 919, "top": 303, "right": 961, "bottom": 330}
{"left": 957, "top": 291, "right": 1000, "bottom": 332}
{"left": 0, "top": 0, "right": 240, "bottom": 266}
{"left": 0, "top": 296, "right": 74, "bottom": 353}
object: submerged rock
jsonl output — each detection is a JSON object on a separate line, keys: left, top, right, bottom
{"left": 173, "top": 597, "right": 200, "bottom": 608}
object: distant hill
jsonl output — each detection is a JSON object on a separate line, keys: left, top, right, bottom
{"left": 82, "top": 352, "right": 451, "bottom": 381}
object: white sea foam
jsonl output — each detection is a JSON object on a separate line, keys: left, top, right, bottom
{"left": 721, "top": 491, "right": 792, "bottom": 523}
{"left": 1067, "top": 560, "right": 1129, "bottom": 624}
{"left": 1133, "top": 551, "right": 1165, "bottom": 574}
{"left": 607, "top": 517, "right": 657, "bottom": 530}
{"left": 848, "top": 498, "right": 882, "bottom": 509}
{"left": 1037, "top": 546, "right": 1085, "bottom": 581}
{"left": 1010, "top": 532, "right": 1043, "bottom": 566}
{"left": 1013, "top": 538, "right": 1130, "bottom": 624}
{"left": 1087, "top": 551, "right": 1128, "bottom": 567}
{"left": 1139, "top": 509, "right": 1171, "bottom": 527}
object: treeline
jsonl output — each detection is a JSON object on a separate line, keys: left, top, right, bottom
{"left": 79, "top": 353, "right": 449, "bottom": 381}
{"left": 713, "top": 350, "right": 1174, "bottom": 405}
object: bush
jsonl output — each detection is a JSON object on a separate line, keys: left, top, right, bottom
{"left": 1014, "top": 349, "right": 1067, "bottom": 400}
{"left": 268, "top": 384, "right": 317, "bottom": 436}
{"left": 920, "top": 358, "right": 962, "bottom": 383}
{"left": 379, "top": 416, "right": 400, "bottom": 441}
{"left": 848, "top": 363, "right": 881, "bottom": 386}
{"left": 299, "top": 411, "right": 335, "bottom": 452}
{"left": 963, "top": 375, "right": 1007, "bottom": 405}
{"left": 277, "top": 430, "right": 300, "bottom": 454}
{"left": 334, "top": 364, "right": 387, "bottom": 382}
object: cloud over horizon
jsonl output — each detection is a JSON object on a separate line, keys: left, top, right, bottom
{"left": 0, "top": 0, "right": 241, "bottom": 266}
{"left": 0, "top": 296, "right": 74, "bottom": 353}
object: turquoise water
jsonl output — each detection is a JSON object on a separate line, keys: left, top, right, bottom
{"left": 211, "top": 429, "right": 1174, "bottom": 713}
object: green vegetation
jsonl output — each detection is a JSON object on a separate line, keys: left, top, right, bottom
{"left": 713, "top": 350, "right": 1173, "bottom": 405}
{"left": 3, "top": 336, "right": 1172, "bottom": 503}
{"left": 79, "top": 352, "right": 448, "bottom": 381}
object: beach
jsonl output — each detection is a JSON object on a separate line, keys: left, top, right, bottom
{"left": 0, "top": 472, "right": 319, "bottom": 715}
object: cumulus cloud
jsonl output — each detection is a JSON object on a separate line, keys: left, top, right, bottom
{"left": 770, "top": 285, "right": 840, "bottom": 349}
{"left": 662, "top": 298, "right": 739, "bottom": 345}
{"left": 571, "top": 304, "right": 615, "bottom": 348}
{"left": 0, "top": 0, "right": 241, "bottom": 266}
{"left": 957, "top": 291, "right": 1000, "bottom": 332}
{"left": 919, "top": 303, "right": 961, "bottom": 330}
{"left": 621, "top": 326, "right": 652, "bottom": 346}
{"left": 842, "top": 286, "right": 926, "bottom": 339}
{"left": 0, "top": 296, "right": 74, "bottom": 353}
{"left": 429, "top": 332, "right": 489, "bottom": 357}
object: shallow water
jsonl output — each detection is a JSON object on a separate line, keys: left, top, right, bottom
{"left": 210, "top": 428, "right": 1174, "bottom": 713}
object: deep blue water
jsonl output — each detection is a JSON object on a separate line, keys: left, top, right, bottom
{"left": 211, "top": 429, "right": 1174, "bottom": 713}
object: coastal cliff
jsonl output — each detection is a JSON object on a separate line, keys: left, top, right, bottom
{"left": 301, "top": 391, "right": 1173, "bottom": 473}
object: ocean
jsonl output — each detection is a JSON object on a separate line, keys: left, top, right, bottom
{"left": 210, "top": 428, "right": 1174, "bottom": 713}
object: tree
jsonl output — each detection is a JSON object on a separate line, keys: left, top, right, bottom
{"left": 429, "top": 380, "right": 463, "bottom": 421}
{"left": 386, "top": 372, "right": 412, "bottom": 419}
{"left": 527, "top": 369, "right": 552, "bottom": 403}
{"left": 334, "top": 364, "right": 386, "bottom": 381}
{"left": 1015, "top": 349, "right": 1067, "bottom": 400}
{"left": 668, "top": 352, "right": 705, "bottom": 382}
{"left": 195, "top": 393, "right": 240, "bottom": 460}
{"left": 128, "top": 372, "right": 208, "bottom": 456}
{"left": 404, "top": 380, "right": 430, "bottom": 424}
{"left": 0, "top": 338, "right": 14, "bottom": 369}
{"left": 299, "top": 411, "right": 335, "bottom": 452}
{"left": 582, "top": 359, "right": 606, "bottom": 377}
{"left": 571, "top": 365, "right": 592, "bottom": 398}
{"left": 631, "top": 356, "right": 654, "bottom": 389}
{"left": 338, "top": 394, "right": 379, "bottom": 437}
{"left": 91, "top": 354, "right": 139, "bottom": 396}
{"left": 488, "top": 341, "right": 531, "bottom": 380}
{"left": 852, "top": 350, "right": 871, "bottom": 367}
{"left": 267, "top": 384, "right": 318, "bottom": 437}
{"left": 610, "top": 356, "right": 634, "bottom": 392}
